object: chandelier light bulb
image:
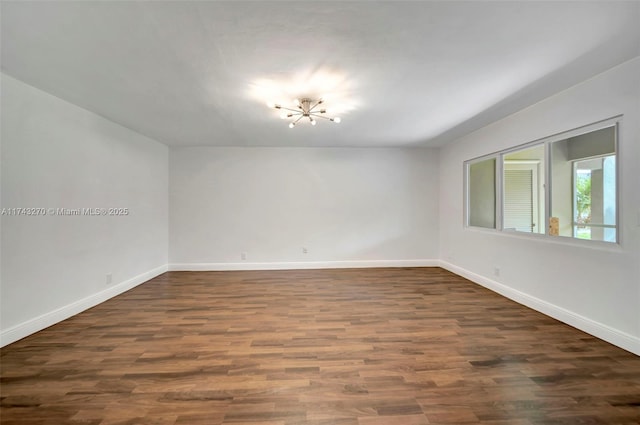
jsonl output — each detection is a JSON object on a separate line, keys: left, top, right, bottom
{"left": 266, "top": 101, "right": 275, "bottom": 108}
{"left": 280, "top": 112, "right": 288, "bottom": 119}
{"left": 310, "top": 118, "right": 316, "bottom": 126}
{"left": 289, "top": 122, "right": 295, "bottom": 129}
{"left": 333, "top": 117, "right": 341, "bottom": 123}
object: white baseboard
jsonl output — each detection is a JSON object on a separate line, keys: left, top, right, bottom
{"left": 169, "top": 259, "right": 439, "bottom": 271}
{"left": 0, "top": 264, "right": 168, "bottom": 347}
{"left": 438, "top": 260, "right": 640, "bottom": 356}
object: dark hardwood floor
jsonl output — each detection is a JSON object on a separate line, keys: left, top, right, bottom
{"left": 1, "top": 267, "right": 639, "bottom": 424}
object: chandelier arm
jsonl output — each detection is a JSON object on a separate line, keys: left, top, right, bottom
{"left": 309, "top": 99, "right": 324, "bottom": 112}
{"left": 293, "top": 115, "right": 305, "bottom": 124}
{"left": 276, "top": 106, "right": 302, "bottom": 113}
{"left": 309, "top": 113, "right": 335, "bottom": 121}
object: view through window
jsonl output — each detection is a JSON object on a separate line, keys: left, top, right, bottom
{"left": 572, "top": 155, "right": 616, "bottom": 242}
{"left": 465, "top": 119, "right": 618, "bottom": 244}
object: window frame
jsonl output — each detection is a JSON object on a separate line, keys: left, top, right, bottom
{"left": 463, "top": 116, "right": 621, "bottom": 246}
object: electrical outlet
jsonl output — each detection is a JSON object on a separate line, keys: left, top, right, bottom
{"left": 106, "top": 273, "right": 112, "bottom": 285}
{"left": 302, "top": 247, "right": 308, "bottom": 254}
{"left": 494, "top": 267, "right": 500, "bottom": 277}
{"left": 241, "top": 252, "right": 247, "bottom": 261}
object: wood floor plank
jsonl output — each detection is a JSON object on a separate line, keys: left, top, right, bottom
{"left": 1, "top": 267, "right": 639, "bottom": 424}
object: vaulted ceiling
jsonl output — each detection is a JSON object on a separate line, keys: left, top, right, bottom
{"left": 2, "top": 1, "right": 639, "bottom": 147}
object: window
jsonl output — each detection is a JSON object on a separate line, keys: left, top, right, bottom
{"left": 550, "top": 126, "right": 617, "bottom": 242}
{"left": 466, "top": 157, "right": 496, "bottom": 229}
{"left": 465, "top": 118, "right": 619, "bottom": 244}
{"left": 503, "top": 144, "right": 545, "bottom": 234}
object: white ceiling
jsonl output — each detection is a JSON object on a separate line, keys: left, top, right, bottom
{"left": 2, "top": 1, "right": 639, "bottom": 148}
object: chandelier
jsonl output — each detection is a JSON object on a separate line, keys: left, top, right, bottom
{"left": 267, "top": 98, "right": 341, "bottom": 128}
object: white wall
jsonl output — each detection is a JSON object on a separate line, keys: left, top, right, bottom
{"left": 439, "top": 57, "right": 640, "bottom": 355}
{"left": 170, "top": 147, "right": 439, "bottom": 269}
{"left": 0, "top": 74, "right": 169, "bottom": 345}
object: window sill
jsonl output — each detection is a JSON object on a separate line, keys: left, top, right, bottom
{"left": 464, "top": 225, "right": 624, "bottom": 253}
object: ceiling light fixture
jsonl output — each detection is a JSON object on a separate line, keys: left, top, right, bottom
{"left": 267, "top": 98, "right": 341, "bottom": 128}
